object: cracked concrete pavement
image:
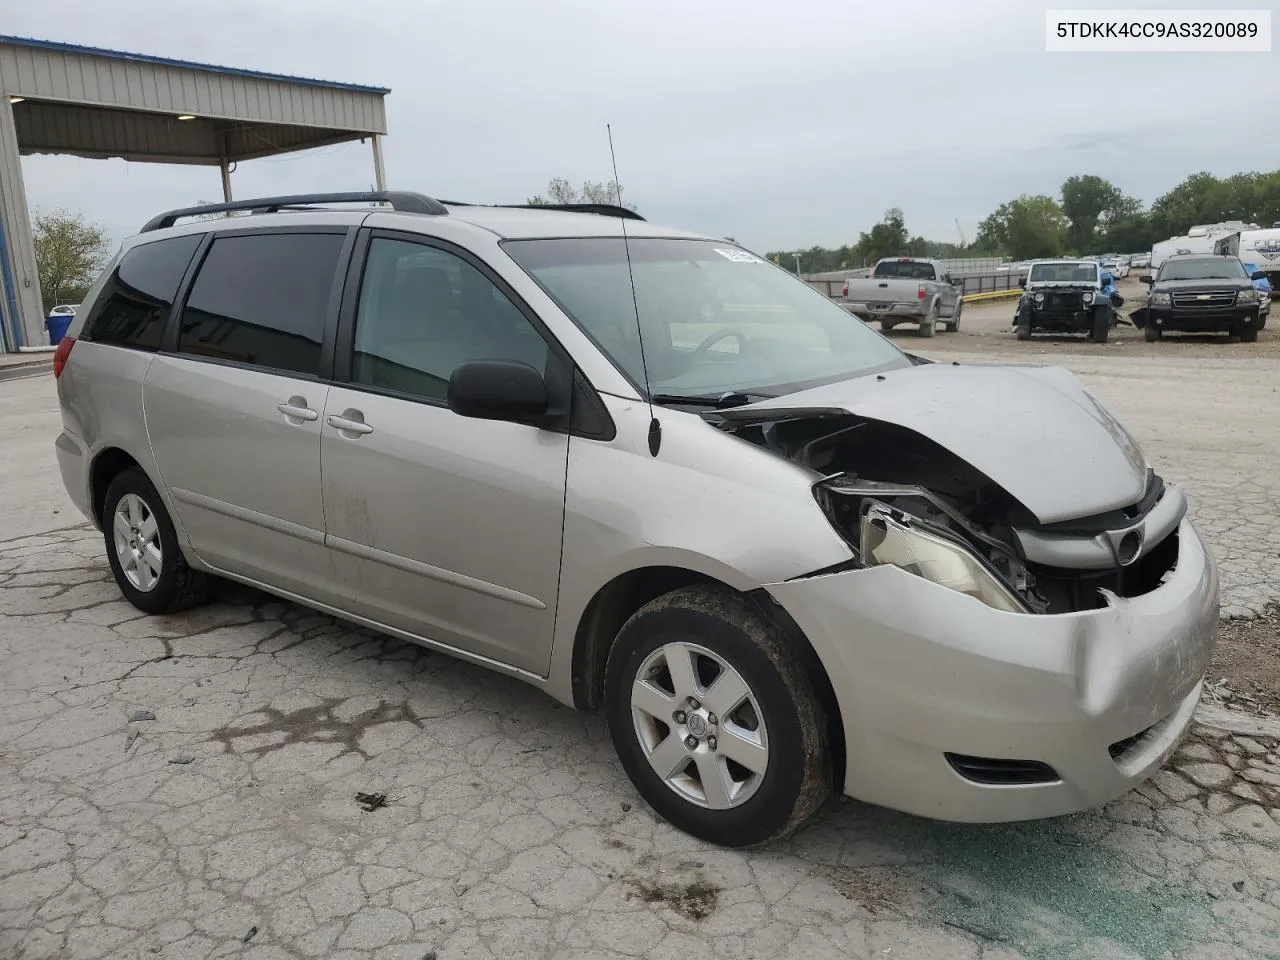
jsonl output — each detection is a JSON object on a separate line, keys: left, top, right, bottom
{"left": 2, "top": 357, "right": 1279, "bottom": 960}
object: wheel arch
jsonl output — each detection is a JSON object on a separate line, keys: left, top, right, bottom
{"left": 89, "top": 446, "right": 144, "bottom": 527}
{"left": 569, "top": 565, "right": 846, "bottom": 787}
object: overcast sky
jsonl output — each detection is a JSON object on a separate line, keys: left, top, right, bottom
{"left": 8, "top": 0, "right": 1280, "bottom": 252}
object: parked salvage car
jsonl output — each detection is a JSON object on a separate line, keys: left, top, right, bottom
{"left": 1100, "top": 257, "right": 1130, "bottom": 279}
{"left": 840, "top": 257, "right": 963, "bottom": 336}
{"left": 1137, "top": 254, "right": 1265, "bottom": 342}
{"left": 1241, "top": 261, "right": 1271, "bottom": 328}
{"left": 54, "top": 191, "right": 1218, "bottom": 847}
{"left": 1015, "top": 260, "right": 1120, "bottom": 342}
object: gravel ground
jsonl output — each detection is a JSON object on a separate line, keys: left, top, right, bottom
{"left": 2, "top": 341, "right": 1279, "bottom": 960}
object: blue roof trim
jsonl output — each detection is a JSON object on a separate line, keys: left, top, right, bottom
{"left": 0, "top": 35, "right": 390, "bottom": 95}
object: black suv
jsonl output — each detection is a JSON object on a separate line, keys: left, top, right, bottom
{"left": 1138, "top": 255, "right": 1265, "bottom": 343}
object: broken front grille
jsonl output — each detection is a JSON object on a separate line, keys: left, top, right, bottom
{"left": 1044, "top": 293, "right": 1084, "bottom": 311}
{"left": 1029, "top": 529, "right": 1180, "bottom": 613}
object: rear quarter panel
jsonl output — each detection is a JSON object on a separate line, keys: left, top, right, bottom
{"left": 56, "top": 342, "right": 181, "bottom": 540}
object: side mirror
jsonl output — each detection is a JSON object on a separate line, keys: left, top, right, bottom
{"left": 1139, "top": 274, "right": 1154, "bottom": 285}
{"left": 447, "top": 360, "right": 549, "bottom": 424}
{"left": 1251, "top": 270, "right": 1267, "bottom": 281}
{"left": 1017, "top": 278, "right": 1026, "bottom": 288}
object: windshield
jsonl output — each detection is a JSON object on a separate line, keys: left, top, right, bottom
{"left": 1028, "top": 263, "right": 1098, "bottom": 283}
{"left": 1158, "top": 258, "right": 1246, "bottom": 281}
{"left": 872, "top": 260, "right": 936, "bottom": 280}
{"left": 503, "top": 238, "right": 909, "bottom": 398}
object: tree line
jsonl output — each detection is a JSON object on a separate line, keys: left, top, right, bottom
{"left": 767, "top": 169, "right": 1280, "bottom": 271}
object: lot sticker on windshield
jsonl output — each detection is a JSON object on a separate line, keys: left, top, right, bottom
{"left": 713, "top": 248, "right": 765, "bottom": 263}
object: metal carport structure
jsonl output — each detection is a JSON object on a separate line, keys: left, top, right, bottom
{"left": 0, "top": 35, "right": 390, "bottom": 353}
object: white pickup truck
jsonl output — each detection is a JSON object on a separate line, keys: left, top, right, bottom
{"left": 840, "top": 257, "right": 963, "bottom": 337}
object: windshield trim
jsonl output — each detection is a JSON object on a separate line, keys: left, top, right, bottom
{"left": 500, "top": 236, "right": 912, "bottom": 403}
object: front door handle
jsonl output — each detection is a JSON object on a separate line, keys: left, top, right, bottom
{"left": 326, "top": 412, "right": 374, "bottom": 436}
{"left": 277, "top": 397, "right": 319, "bottom": 422}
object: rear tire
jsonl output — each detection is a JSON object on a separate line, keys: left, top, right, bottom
{"left": 918, "top": 303, "right": 937, "bottom": 338}
{"left": 944, "top": 300, "right": 962, "bottom": 333}
{"left": 1144, "top": 323, "right": 1162, "bottom": 342}
{"left": 604, "top": 586, "right": 831, "bottom": 848}
{"left": 879, "top": 319, "right": 895, "bottom": 332}
{"left": 102, "top": 467, "right": 210, "bottom": 615}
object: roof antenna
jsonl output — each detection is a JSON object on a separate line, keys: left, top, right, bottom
{"left": 608, "top": 123, "right": 661, "bottom": 457}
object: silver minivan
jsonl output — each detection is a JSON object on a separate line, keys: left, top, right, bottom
{"left": 54, "top": 192, "right": 1218, "bottom": 847}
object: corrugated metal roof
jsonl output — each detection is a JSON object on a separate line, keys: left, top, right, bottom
{"left": 0, "top": 34, "right": 389, "bottom": 94}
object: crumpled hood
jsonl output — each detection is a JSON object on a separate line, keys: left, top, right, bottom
{"left": 716, "top": 362, "right": 1148, "bottom": 524}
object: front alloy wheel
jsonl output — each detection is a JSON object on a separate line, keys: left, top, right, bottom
{"left": 605, "top": 586, "right": 830, "bottom": 847}
{"left": 630, "top": 641, "right": 769, "bottom": 810}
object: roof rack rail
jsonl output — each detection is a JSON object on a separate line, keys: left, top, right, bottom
{"left": 139, "top": 191, "right": 449, "bottom": 232}
{"left": 433, "top": 201, "right": 645, "bottom": 221}
{"left": 501, "top": 203, "right": 646, "bottom": 221}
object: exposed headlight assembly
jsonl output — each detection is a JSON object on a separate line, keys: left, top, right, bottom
{"left": 1238, "top": 289, "right": 1258, "bottom": 302}
{"left": 859, "top": 504, "right": 1025, "bottom": 613}
{"left": 1151, "top": 292, "right": 1171, "bottom": 305}
{"left": 1082, "top": 290, "right": 1095, "bottom": 303}
{"left": 1033, "top": 292, "right": 1046, "bottom": 303}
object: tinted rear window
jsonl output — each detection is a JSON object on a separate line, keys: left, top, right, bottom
{"left": 83, "top": 234, "right": 202, "bottom": 351}
{"left": 177, "top": 232, "right": 345, "bottom": 376}
{"left": 872, "top": 261, "right": 936, "bottom": 280}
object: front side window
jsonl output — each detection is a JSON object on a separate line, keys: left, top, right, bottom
{"left": 84, "top": 234, "right": 202, "bottom": 350}
{"left": 177, "top": 232, "right": 345, "bottom": 376}
{"left": 503, "top": 238, "right": 907, "bottom": 399}
{"left": 350, "top": 238, "right": 548, "bottom": 402}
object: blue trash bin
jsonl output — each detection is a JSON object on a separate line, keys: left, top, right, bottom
{"left": 46, "top": 312, "right": 73, "bottom": 346}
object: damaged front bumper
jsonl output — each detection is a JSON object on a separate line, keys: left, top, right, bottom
{"left": 764, "top": 514, "right": 1218, "bottom": 823}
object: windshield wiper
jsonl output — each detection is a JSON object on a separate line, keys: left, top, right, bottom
{"left": 651, "top": 391, "right": 774, "bottom": 409}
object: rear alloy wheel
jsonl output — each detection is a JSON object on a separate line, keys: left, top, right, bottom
{"left": 944, "top": 300, "right": 962, "bottom": 333}
{"left": 918, "top": 302, "right": 937, "bottom": 338}
{"left": 1144, "top": 322, "right": 1162, "bottom": 342}
{"left": 103, "top": 467, "right": 210, "bottom": 614}
{"left": 605, "top": 586, "right": 830, "bottom": 848}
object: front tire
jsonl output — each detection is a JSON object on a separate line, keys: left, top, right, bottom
{"left": 1015, "top": 308, "right": 1032, "bottom": 340}
{"left": 604, "top": 586, "right": 830, "bottom": 848}
{"left": 1144, "top": 322, "right": 1162, "bottom": 342}
{"left": 102, "top": 467, "right": 210, "bottom": 615}
{"left": 1090, "top": 305, "right": 1110, "bottom": 343}
{"left": 1240, "top": 323, "right": 1258, "bottom": 343}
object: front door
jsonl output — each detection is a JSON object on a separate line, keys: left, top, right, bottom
{"left": 320, "top": 234, "right": 569, "bottom": 674}
{"left": 145, "top": 230, "right": 348, "bottom": 603}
